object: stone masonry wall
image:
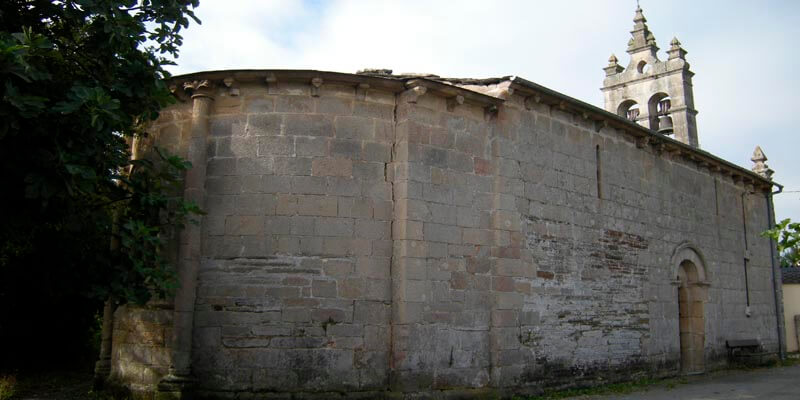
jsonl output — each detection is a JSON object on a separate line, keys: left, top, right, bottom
{"left": 110, "top": 72, "right": 780, "bottom": 398}
{"left": 191, "top": 80, "right": 395, "bottom": 395}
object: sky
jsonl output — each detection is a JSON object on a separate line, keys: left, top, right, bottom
{"left": 167, "top": 0, "right": 800, "bottom": 223}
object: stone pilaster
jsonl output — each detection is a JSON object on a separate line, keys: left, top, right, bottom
{"left": 158, "top": 80, "right": 214, "bottom": 399}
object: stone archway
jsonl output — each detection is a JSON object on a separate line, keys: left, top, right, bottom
{"left": 671, "top": 243, "right": 709, "bottom": 374}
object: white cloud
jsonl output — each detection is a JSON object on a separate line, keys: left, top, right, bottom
{"left": 171, "top": 0, "right": 800, "bottom": 220}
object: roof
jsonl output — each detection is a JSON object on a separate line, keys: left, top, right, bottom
{"left": 169, "top": 68, "right": 776, "bottom": 191}
{"left": 782, "top": 267, "right": 800, "bottom": 284}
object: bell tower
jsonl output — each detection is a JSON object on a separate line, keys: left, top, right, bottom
{"left": 601, "top": 5, "right": 699, "bottom": 148}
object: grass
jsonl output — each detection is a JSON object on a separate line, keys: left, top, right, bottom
{"left": 515, "top": 377, "right": 681, "bottom": 400}
{"left": 515, "top": 356, "right": 800, "bottom": 400}
{"left": 0, "top": 369, "right": 125, "bottom": 400}
{"left": 0, "top": 375, "right": 16, "bottom": 400}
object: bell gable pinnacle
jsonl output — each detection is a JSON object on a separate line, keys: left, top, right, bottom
{"left": 601, "top": 5, "right": 699, "bottom": 148}
{"left": 628, "top": 6, "right": 659, "bottom": 56}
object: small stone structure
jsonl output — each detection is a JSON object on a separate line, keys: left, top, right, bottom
{"left": 95, "top": 6, "right": 785, "bottom": 399}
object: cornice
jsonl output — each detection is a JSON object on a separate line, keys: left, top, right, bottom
{"left": 164, "top": 69, "right": 775, "bottom": 192}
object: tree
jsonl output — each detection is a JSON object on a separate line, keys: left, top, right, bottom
{"left": 762, "top": 218, "right": 800, "bottom": 268}
{"left": 0, "top": 0, "right": 200, "bottom": 368}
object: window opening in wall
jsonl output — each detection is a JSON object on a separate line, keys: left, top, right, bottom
{"left": 596, "top": 145, "right": 602, "bottom": 199}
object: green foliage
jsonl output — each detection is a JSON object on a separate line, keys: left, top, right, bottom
{"left": 0, "top": 375, "right": 15, "bottom": 400}
{"left": 762, "top": 218, "right": 800, "bottom": 267}
{"left": 0, "top": 0, "right": 201, "bottom": 367}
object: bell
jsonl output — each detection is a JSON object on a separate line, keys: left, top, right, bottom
{"left": 658, "top": 115, "right": 673, "bottom": 134}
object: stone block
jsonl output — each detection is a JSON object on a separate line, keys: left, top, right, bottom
{"left": 315, "top": 217, "right": 354, "bottom": 237}
{"left": 258, "top": 136, "right": 294, "bottom": 156}
{"left": 247, "top": 113, "right": 282, "bottom": 136}
{"left": 338, "top": 197, "right": 373, "bottom": 218}
{"left": 356, "top": 257, "right": 391, "bottom": 280}
{"left": 290, "top": 215, "right": 316, "bottom": 235}
{"left": 225, "top": 216, "right": 264, "bottom": 235}
{"left": 284, "top": 114, "right": 333, "bottom": 137}
{"left": 491, "top": 210, "right": 521, "bottom": 231}
{"left": 355, "top": 220, "right": 391, "bottom": 240}
{"left": 207, "top": 158, "right": 236, "bottom": 176}
{"left": 244, "top": 96, "right": 275, "bottom": 114}
{"left": 362, "top": 142, "right": 392, "bottom": 162}
{"left": 282, "top": 308, "right": 311, "bottom": 322}
{"left": 290, "top": 176, "right": 327, "bottom": 195}
{"left": 373, "top": 201, "right": 393, "bottom": 220}
{"left": 295, "top": 136, "right": 329, "bottom": 157}
{"left": 330, "top": 139, "right": 362, "bottom": 160}
{"left": 318, "top": 96, "right": 353, "bottom": 115}
{"left": 353, "top": 162, "right": 385, "bottom": 181}
{"left": 328, "top": 324, "right": 363, "bottom": 338}
{"left": 273, "top": 156, "right": 312, "bottom": 176}
{"left": 210, "top": 115, "right": 247, "bottom": 137}
{"left": 463, "top": 228, "right": 491, "bottom": 245}
{"left": 354, "top": 102, "right": 394, "bottom": 120}
{"left": 327, "top": 176, "right": 362, "bottom": 197}
{"left": 423, "top": 222, "right": 461, "bottom": 244}
{"left": 262, "top": 175, "right": 293, "bottom": 194}
{"left": 312, "top": 280, "right": 337, "bottom": 298}
{"left": 237, "top": 157, "right": 273, "bottom": 176}
{"left": 335, "top": 116, "right": 374, "bottom": 140}
{"left": 323, "top": 259, "right": 354, "bottom": 277}
{"left": 354, "top": 301, "right": 390, "bottom": 325}
{"left": 276, "top": 95, "right": 315, "bottom": 113}
{"left": 312, "top": 158, "right": 353, "bottom": 177}
{"left": 297, "top": 195, "right": 338, "bottom": 217}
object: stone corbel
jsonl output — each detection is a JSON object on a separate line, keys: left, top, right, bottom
{"left": 183, "top": 79, "right": 215, "bottom": 99}
{"left": 169, "top": 84, "right": 190, "bottom": 102}
{"left": 742, "top": 177, "right": 755, "bottom": 192}
{"left": 497, "top": 87, "right": 514, "bottom": 100}
{"left": 223, "top": 77, "right": 239, "bottom": 97}
{"left": 310, "top": 77, "right": 323, "bottom": 97}
{"left": 265, "top": 73, "right": 278, "bottom": 91}
{"left": 356, "top": 83, "right": 369, "bottom": 101}
{"left": 650, "top": 140, "right": 665, "bottom": 154}
{"left": 635, "top": 136, "right": 649, "bottom": 149}
{"left": 664, "top": 145, "right": 682, "bottom": 160}
{"left": 446, "top": 95, "right": 464, "bottom": 112}
{"left": 524, "top": 95, "right": 541, "bottom": 111}
{"left": 594, "top": 119, "right": 607, "bottom": 133}
{"left": 484, "top": 105, "right": 498, "bottom": 121}
{"left": 401, "top": 85, "right": 427, "bottom": 104}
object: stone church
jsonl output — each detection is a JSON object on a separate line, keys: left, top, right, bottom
{"left": 95, "top": 6, "right": 785, "bottom": 399}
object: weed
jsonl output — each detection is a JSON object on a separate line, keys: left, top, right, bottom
{"left": 0, "top": 375, "right": 16, "bottom": 400}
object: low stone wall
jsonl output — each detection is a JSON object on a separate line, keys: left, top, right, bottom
{"left": 109, "top": 304, "right": 173, "bottom": 397}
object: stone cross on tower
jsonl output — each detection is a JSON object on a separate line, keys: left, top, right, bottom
{"left": 601, "top": 5, "right": 699, "bottom": 148}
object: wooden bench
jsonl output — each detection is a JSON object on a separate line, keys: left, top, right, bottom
{"left": 726, "top": 339, "right": 769, "bottom": 365}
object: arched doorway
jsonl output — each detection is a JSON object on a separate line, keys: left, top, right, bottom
{"left": 678, "top": 261, "right": 705, "bottom": 373}
{"left": 672, "top": 243, "right": 709, "bottom": 374}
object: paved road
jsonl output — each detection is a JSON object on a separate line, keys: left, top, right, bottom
{"left": 579, "top": 365, "right": 800, "bottom": 400}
